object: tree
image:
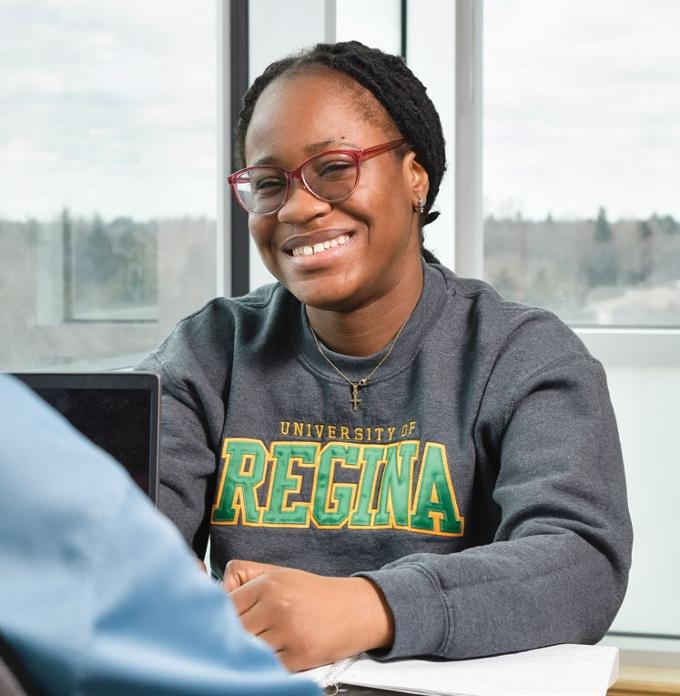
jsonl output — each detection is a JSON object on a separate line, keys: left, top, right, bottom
{"left": 659, "top": 214, "right": 678, "bottom": 236}
{"left": 594, "top": 206, "right": 612, "bottom": 242}
{"left": 79, "top": 214, "right": 115, "bottom": 290}
{"left": 587, "top": 206, "right": 618, "bottom": 287}
{"left": 61, "top": 208, "right": 73, "bottom": 319}
{"left": 635, "top": 220, "right": 653, "bottom": 283}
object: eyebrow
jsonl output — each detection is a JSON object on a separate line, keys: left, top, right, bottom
{"left": 251, "top": 139, "right": 360, "bottom": 167}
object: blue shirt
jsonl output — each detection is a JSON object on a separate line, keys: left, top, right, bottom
{"left": 0, "top": 375, "right": 319, "bottom": 695}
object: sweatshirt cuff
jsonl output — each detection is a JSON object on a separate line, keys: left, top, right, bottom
{"left": 354, "top": 563, "right": 451, "bottom": 660}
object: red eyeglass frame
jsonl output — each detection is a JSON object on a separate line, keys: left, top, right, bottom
{"left": 228, "top": 138, "right": 406, "bottom": 215}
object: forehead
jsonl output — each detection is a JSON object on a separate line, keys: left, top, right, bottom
{"left": 244, "top": 71, "right": 395, "bottom": 165}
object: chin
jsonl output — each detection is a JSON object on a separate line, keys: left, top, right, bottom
{"left": 294, "top": 289, "right": 358, "bottom": 312}
{"left": 287, "top": 280, "right": 363, "bottom": 313}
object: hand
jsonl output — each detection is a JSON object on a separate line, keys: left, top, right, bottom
{"left": 224, "top": 559, "right": 394, "bottom": 672}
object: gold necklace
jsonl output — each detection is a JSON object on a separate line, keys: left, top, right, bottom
{"left": 309, "top": 316, "right": 411, "bottom": 411}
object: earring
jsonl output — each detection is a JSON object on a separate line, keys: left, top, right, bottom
{"left": 414, "top": 198, "right": 425, "bottom": 214}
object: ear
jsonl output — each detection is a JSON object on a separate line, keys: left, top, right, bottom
{"left": 402, "top": 150, "right": 430, "bottom": 207}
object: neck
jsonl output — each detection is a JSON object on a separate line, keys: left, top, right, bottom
{"left": 306, "top": 262, "right": 424, "bottom": 357}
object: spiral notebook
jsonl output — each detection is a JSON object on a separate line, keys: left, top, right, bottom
{"left": 303, "top": 644, "right": 619, "bottom": 696}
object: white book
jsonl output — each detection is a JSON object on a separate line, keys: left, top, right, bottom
{"left": 302, "top": 644, "right": 619, "bottom": 696}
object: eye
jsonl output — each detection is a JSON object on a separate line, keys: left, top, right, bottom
{"left": 249, "top": 172, "right": 286, "bottom": 197}
{"left": 255, "top": 177, "right": 284, "bottom": 191}
{"left": 316, "top": 159, "right": 356, "bottom": 180}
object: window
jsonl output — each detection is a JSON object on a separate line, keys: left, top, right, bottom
{"left": 0, "top": 1, "right": 218, "bottom": 370}
{"left": 484, "top": 0, "right": 680, "bottom": 328}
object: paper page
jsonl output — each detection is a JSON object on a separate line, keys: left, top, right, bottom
{"left": 305, "top": 644, "right": 618, "bottom": 696}
{"left": 303, "top": 654, "right": 362, "bottom": 688}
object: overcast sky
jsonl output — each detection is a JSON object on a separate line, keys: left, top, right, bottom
{"left": 484, "top": 0, "right": 680, "bottom": 220}
{"left": 1, "top": 1, "right": 678, "bottom": 221}
{"left": 0, "top": 0, "right": 216, "bottom": 221}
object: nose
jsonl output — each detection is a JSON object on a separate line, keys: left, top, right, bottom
{"left": 277, "top": 178, "right": 331, "bottom": 224}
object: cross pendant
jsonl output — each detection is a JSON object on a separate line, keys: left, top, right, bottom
{"left": 350, "top": 383, "right": 362, "bottom": 411}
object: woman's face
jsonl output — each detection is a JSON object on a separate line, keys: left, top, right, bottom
{"left": 244, "top": 70, "right": 428, "bottom": 312}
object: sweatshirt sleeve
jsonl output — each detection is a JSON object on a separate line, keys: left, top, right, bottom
{"left": 136, "top": 321, "right": 228, "bottom": 559}
{"left": 357, "top": 351, "right": 633, "bottom": 660}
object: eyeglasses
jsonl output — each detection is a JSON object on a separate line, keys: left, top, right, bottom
{"left": 228, "top": 138, "right": 405, "bottom": 215}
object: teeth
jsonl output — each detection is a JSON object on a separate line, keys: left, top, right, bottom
{"left": 291, "top": 234, "right": 350, "bottom": 257}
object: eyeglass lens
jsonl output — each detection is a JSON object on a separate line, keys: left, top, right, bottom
{"left": 233, "top": 151, "right": 359, "bottom": 214}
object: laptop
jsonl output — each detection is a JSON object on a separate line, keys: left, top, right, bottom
{"left": 12, "top": 372, "right": 160, "bottom": 505}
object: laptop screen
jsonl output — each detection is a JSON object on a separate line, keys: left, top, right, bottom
{"left": 12, "top": 372, "right": 160, "bottom": 504}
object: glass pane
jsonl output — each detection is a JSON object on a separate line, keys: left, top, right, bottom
{"left": 484, "top": 0, "right": 680, "bottom": 327}
{"left": 0, "top": 1, "right": 217, "bottom": 370}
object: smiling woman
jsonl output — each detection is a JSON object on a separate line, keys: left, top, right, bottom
{"left": 137, "top": 40, "right": 632, "bottom": 672}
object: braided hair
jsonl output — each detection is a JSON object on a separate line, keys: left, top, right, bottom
{"left": 234, "top": 41, "right": 446, "bottom": 261}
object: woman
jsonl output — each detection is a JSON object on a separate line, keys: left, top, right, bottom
{"left": 138, "top": 41, "right": 632, "bottom": 672}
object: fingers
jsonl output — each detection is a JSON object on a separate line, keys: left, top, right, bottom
{"left": 229, "top": 577, "right": 262, "bottom": 618}
{"left": 225, "top": 568, "right": 367, "bottom": 672}
{"left": 223, "top": 559, "right": 281, "bottom": 591}
{"left": 278, "top": 647, "right": 322, "bottom": 674}
{"left": 230, "top": 578, "right": 288, "bottom": 651}
{"left": 223, "top": 559, "right": 252, "bottom": 591}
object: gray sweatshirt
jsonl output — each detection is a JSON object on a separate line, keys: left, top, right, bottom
{"left": 137, "top": 262, "right": 632, "bottom": 661}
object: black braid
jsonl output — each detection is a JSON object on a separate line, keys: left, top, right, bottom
{"left": 234, "top": 41, "right": 446, "bottom": 257}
